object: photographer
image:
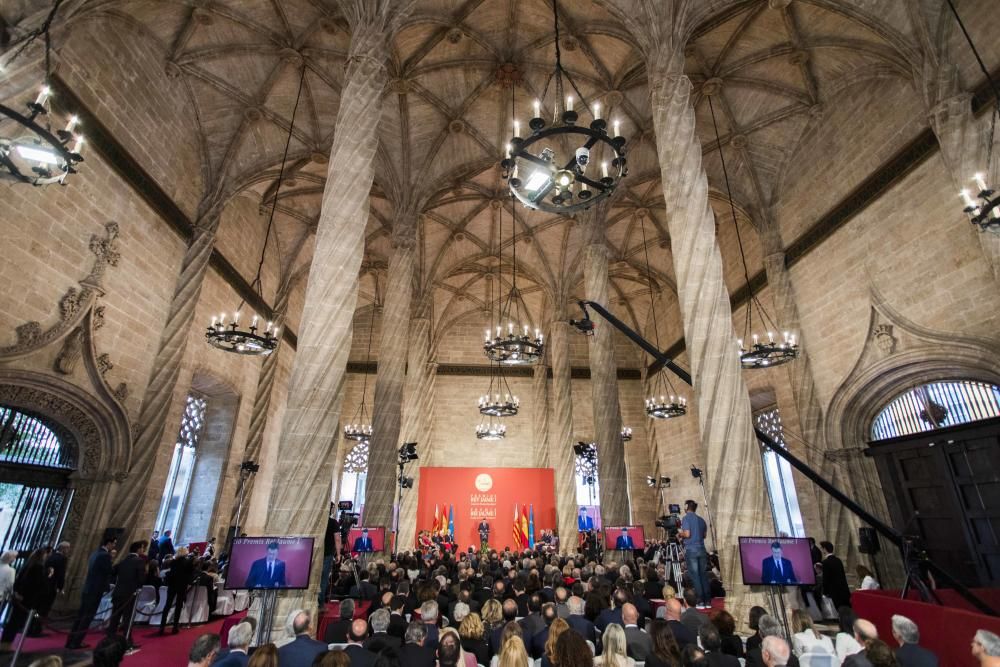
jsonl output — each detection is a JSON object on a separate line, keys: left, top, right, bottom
{"left": 319, "top": 502, "right": 342, "bottom": 606}
{"left": 677, "top": 499, "right": 712, "bottom": 609}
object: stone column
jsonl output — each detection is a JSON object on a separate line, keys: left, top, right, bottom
{"left": 398, "top": 315, "right": 435, "bottom": 550}
{"left": 548, "top": 320, "right": 581, "bottom": 552}
{"left": 533, "top": 363, "right": 550, "bottom": 468}
{"left": 581, "top": 208, "right": 629, "bottom": 526}
{"left": 110, "top": 216, "right": 220, "bottom": 536}
{"left": 364, "top": 228, "right": 415, "bottom": 531}
{"left": 926, "top": 71, "right": 1000, "bottom": 282}
{"left": 649, "top": 67, "right": 771, "bottom": 615}
{"left": 262, "top": 0, "right": 415, "bottom": 614}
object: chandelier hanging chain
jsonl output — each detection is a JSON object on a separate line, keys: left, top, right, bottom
{"left": 360, "top": 272, "right": 380, "bottom": 407}
{"left": 4, "top": 0, "right": 65, "bottom": 71}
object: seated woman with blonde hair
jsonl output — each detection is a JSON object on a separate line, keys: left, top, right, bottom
{"left": 594, "top": 624, "right": 635, "bottom": 667}
{"left": 497, "top": 634, "right": 531, "bottom": 667}
{"left": 790, "top": 609, "right": 836, "bottom": 659}
{"left": 542, "top": 618, "right": 570, "bottom": 667}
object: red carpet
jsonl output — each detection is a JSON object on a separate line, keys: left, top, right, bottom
{"left": 6, "top": 616, "right": 230, "bottom": 666}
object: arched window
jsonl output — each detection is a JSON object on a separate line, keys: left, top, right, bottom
{"left": 0, "top": 406, "right": 75, "bottom": 470}
{"left": 575, "top": 449, "right": 600, "bottom": 508}
{"left": 338, "top": 441, "right": 369, "bottom": 517}
{"left": 755, "top": 406, "right": 805, "bottom": 538}
{"left": 154, "top": 394, "right": 206, "bottom": 536}
{"left": 871, "top": 380, "right": 1000, "bottom": 441}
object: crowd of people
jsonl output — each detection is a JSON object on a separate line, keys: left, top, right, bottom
{"left": 167, "top": 536, "right": 1000, "bottom": 667}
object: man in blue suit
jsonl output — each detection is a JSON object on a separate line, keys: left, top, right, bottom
{"left": 66, "top": 534, "right": 117, "bottom": 649}
{"left": 214, "top": 621, "right": 253, "bottom": 666}
{"left": 244, "top": 542, "right": 287, "bottom": 589}
{"left": 578, "top": 507, "right": 594, "bottom": 531}
{"left": 760, "top": 542, "right": 797, "bottom": 585}
{"left": 353, "top": 528, "right": 375, "bottom": 553}
{"left": 277, "top": 610, "right": 326, "bottom": 666}
{"left": 566, "top": 596, "right": 596, "bottom": 644}
{"left": 615, "top": 527, "right": 635, "bottom": 550}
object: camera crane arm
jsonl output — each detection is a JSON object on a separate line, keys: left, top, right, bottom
{"left": 575, "top": 299, "right": 996, "bottom": 616}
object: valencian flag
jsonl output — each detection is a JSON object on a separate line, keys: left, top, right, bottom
{"left": 521, "top": 505, "right": 528, "bottom": 549}
{"left": 448, "top": 504, "right": 455, "bottom": 538}
{"left": 528, "top": 504, "right": 535, "bottom": 549}
{"left": 513, "top": 504, "right": 522, "bottom": 548}
{"left": 433, "top": 503, "right": 440, "bottom": 535}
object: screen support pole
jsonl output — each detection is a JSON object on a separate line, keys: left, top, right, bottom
{"left": 576, "top": 299, "right": 997, "bottom": 616}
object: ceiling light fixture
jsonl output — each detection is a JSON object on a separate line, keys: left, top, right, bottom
{"left": 637, "top": 212, "right": 688, "bottom": 419}
{"left": 620, "top": 426, "right": 633, "bottom": 442}
{"left": 499, "top": 0, "right": 627, "bottom": 214}
{"left": 344, "top": 272, "right": 380, "bottom": 443}
{"left": 706, "top": 97, "right": 799, "bottom": 369}
{"left": 946, "top": 0, "right": 1000, "bottom": 234}
{"left": 207, "top": 66, "right": 309, "bottom": 356}
{"left": 0, "top": 0, "right": 84, "bottom": 186}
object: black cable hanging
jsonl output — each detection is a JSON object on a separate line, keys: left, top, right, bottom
{"left": 706, "top": 95, "right": 798, "bottom": 369}
{"left": 479, "top": 190, "right": 519, "bottom": 419}
{"left": 345, "top": 272, "right": 379, "bottom": 442}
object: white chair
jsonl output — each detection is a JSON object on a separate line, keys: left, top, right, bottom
{"left": 328, "top": 642, "right": 349, "bottom": 650}
{"left": 799, "top": 650, "right": 838, "bottom": 667}
{"left": 214, "top": 590, "right": 235, "bottom": 616}
{"left": 181, "top": 586, "right": 210, "bottom": 624}
{"left": 91, "top": 591, "right": 114, "bottom": 626}
{"left": 233, "top": 590, "right": 250, "bottom": 612}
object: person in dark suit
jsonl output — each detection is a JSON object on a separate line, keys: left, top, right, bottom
{"left": 66, "top": 535, "right": 117, "bottom": 649}
{"left": 387, "top": 596, "right": 408, "bottom": 639}
{"left": 344, "top": 618, "right": 377, "bottom": 666}
{"left": 159, "top": 547, "right": 195, "bottom": 634}
{"left": 528, "top": 603, "right": 558, "bottom": 658}
{"left": 662, "top": 599, "right": 696, "bottom": 649}
{"left": 324, "top": 598, "right": 356, "bottom": 643}
{"left": 745, "top": 615, "right": 800, "bottom": 667}
{"left": 820, "top": 541, "right": 852, "bottom": 609}
{"left": 353, "top": 528, "right": 375, "bottom": 553}
{"left": 616, "top": 528, "right": 636, "bottom": 551}
{"left": 277, "top": 610, "right": 327, "bottom": 666}
{"left": 891, "top": 615, "right": 938, "bottom": 667}
{"left": 479, "top": 521, "right": 490, "bottom": 545}
{"left": 398, "top": 621, "right": 437, "bottom": 667}
{"left": 158, "top": 531, "right": 175, "bottom": 559}
{"left": 147, "top": 531, "right": 160, "bottom": 562}
{"left": 567, "top": 596, "right": 596, "bottom": 644}
{"left": 40, "top": 541, "right": 71, "bottom": 618}
{"left": 214, "top": 621, "right": 253, "bottom": 667}
{"left": 243, "top": 542, "right": 286, "bottom": 589}
{"left": 578, "top": 508, "right": 594, "bottom": 531}
{"left": 107, "top": 541, "right": 148, "bottom": 642}
{"left": 701, "top": 624, "right": 741, "bottom": 667}
{"left": 366, "top": 609, "right": 403, "bottom": 653}
{"left": 761, "top": 542, "right": 798, "bottom": 585}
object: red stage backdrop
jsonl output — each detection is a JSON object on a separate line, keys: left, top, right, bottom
{"left": 416, "top": 467, "right": 557, "bottom": 549}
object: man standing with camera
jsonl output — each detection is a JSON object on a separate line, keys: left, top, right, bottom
{"left": 677, "top": 499, "right": 712, "bottom": 609}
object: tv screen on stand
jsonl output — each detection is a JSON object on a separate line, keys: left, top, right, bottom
{"left": 224, "top": 536, "right": 315, "bottom": 590}
{"left": 604, "top": 525, "right": 646, "bottom": 551}
{"left": 738, "top": 536, "right": 816, "bottom": 586}
{"left": 347, "top": 526, "right": 386, "bottom": 555}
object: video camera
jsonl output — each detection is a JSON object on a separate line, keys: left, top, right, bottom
{"left": 655, "top": 503, "right": 682, "bottom": 541}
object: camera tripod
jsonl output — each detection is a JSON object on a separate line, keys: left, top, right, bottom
{"left": 660, "top": 540, "right": 683, "bottom": 590}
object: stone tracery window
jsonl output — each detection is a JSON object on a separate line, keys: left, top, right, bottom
{"left": 339, "top": 441, "right": 370, "bottom": 517}
{"left": 755, "top": 406, "right": 805, "bottom": 538}
{"left": 575, "top": 450, "right": 600, "bottom": 508}
{"left": 154, "top": 394, "right": 207, "bottom": 536}
{"left": 870, "top": 380, "right": 1000, "bottom": 441}
{"left": 343, "top": 441, "right": 369, "bottom": 473}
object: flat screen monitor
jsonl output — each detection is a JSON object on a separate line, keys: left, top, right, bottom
{"left": 225, "top": 536, "right": 315, "bottom": 590}
{"left": 347, "top": 526, "right": 386, "bottom": 555}
{"left": 604, "top": 525, "right": 646, "bottom": 550}
{"left": 739, "top": 536, "right": 816, "bottom": 586}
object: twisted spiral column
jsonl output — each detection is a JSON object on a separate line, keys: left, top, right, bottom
{"left": 533, "top": 363, "right": 550, "bottom": 468}
{"left": 262, "top": 1, "right": 415, "bottom": 616}
{"left": 548, "top": 320, "right": 580, "bottom": 552}
{"left": 111, "top": 218, "right": 220, "bottom": 535}
{"left": 650, "top": 72, "right": 770, "bottom": 616}
{"left": 398, "top": 316, "right": 435, "bottom": 550}
{"left": 583, "top": 241, "right": 629, "bottom": 526}
{"left": 364, "top": 235, "right": 415, "bottom": 530}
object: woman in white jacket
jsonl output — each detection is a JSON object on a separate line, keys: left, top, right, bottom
{"left": 0, "top": 551, "right": 16, "bottom": 605}
{"left": 791, "top": 609, "right": 837, "bottom": 662}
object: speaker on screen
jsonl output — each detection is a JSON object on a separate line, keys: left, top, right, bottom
{"left": 858, "top": 526, "right": 880, "bottom": 555}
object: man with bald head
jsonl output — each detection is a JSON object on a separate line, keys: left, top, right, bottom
{"left": 663, "top": 599, "right": 696, "bottom": 648}
{"left": 344, "top": 618, "right": 376, "bottom": 667}
{"left": 623, "top": 602, "right": 652, "bottom": 661}
{"left": 763, "top": 636, "right": 791, "bottom": 667}
{"left": 844, "top": 619, "right": 879, "bottom": 667}
{"left": 276, "top": 609, "right": 326, "bottom": 666}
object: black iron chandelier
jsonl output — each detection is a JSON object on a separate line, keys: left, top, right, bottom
{"left": 483, "top": 193, "right": 544, "bottom": 365}
{"left": 637, "top": 211, "right": 687, "bottom": 420}
{"left": 620, "top": 426, "right": 632, "bottom": 442}
{"left": 706, "top": 96, "right": 799, "bottom": 369}
{"left": 947, "top": 0, "right": 1000, "bottom": 234}
{"left": 345, "top": 273, "right": 379, "bottom": 443}
{"left": 499, "top": 0, "right": 627, "bottom": 214}
{"left": 478, "top": 362, "right": 520, "bottom": 418}
{"left": 207, "top": 68, "right": 308, "bottom": 356}
{"left": 475, "top": 416, "right": 507, "bottom": 441}
{"left": 0, "top": 0, "right": 84, "bottom": 187}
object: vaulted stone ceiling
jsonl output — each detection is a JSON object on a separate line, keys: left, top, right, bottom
{"left": 9, "top": 0, "right": 942, "bottom": 352}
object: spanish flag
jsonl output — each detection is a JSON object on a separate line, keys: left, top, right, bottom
{"left": 513, "top": 504, "right": 522, "bottom": 548}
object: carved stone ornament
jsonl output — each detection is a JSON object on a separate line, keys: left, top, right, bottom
{"left": 97, "top": 354, "right": 114, "bottom": 376}
{"left": 113, "top": 383, "right": 129, "bottom": 403}
{"left": 872, "top": 323, "right": 897, "bottom": 356}
{"left": 15, "top": 322, "right": 42, "bottom": 348}
{"left": 93, "top": 306, "right": 106, "bottom": 330}
{"left": 55, "top": 329, "right": 85, "bottom": 375}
